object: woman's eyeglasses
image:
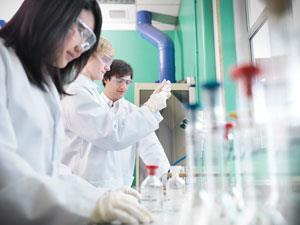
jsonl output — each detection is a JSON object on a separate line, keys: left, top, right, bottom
{"left": 71, "top": 18, "right": 96, "bottom": 52}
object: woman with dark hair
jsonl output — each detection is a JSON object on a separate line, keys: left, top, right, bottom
{"left": 0, "top": 0, "right": 152, "bottom": 224}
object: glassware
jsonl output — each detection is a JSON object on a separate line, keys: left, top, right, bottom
{"left": 201, "top": 81, "right": 226, "bottom": 198}
{"left": 261, "top": 2, "right": 298, "bottom": 224}
{"left": 179, "top": 104, "right": 211, "bottom": 225}
{"left": 166, "top": 166, "right": 186, "bottom": 212}
{"left": 231, "top": 64, "right": 263, "bottom": 225}
{"left": 201, "top": 81, "right": 238, "bottom": 225}
{"left": 140, "top": 165, "right": 163, "bottom": 212}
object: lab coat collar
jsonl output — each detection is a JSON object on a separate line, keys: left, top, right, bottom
{"left": 76, "top": 74, "right": 98, "bottom": 90}
{"left": 100, "top": 92, "right": 124, "bottom": 108}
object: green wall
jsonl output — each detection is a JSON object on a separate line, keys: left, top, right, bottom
{"left": 220, "top": 0, "right": 237, "bottom": 112}
{"left": 174, "top": 0, "right": 198, "bottom": 83}
{"left": 174, "top": 0, "right": 218, "bottom": 103}
{"left": 175, "top": 0, "right": 237, "bottom": 111}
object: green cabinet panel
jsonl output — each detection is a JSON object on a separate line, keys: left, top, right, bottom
{"left": 220, "top": 0, "right": 237, "bottom": 112}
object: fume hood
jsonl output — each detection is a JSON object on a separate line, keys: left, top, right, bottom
{"left": 134, "top": 81, "right": 196, "bottom": 188}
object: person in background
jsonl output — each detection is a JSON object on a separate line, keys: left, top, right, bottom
{"left": 61, "top": 39, "right": 171, "bottom": 186}
{"left": 63, "top": 58, "right": 170, "bottom": 189}
{"left": 0, "top": 0, "right": 152, "bottom": 224}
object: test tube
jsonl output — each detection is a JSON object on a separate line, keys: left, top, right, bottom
{"left": 231, "top": 64, "right": 261, "bottom": 225}
{"left": 201, "top": 81, "right": 241, "bottom": 225}
{"left": 201, "top": 81, "right": 226, "bottom": 198}
{"left": 180, "top": 103, "right": 211, "bottom": 225}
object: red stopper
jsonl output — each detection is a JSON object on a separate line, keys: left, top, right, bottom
{"left": 224, "top": 122, "right": 235, "bottom": 140}
{"left": 231, "top": 64, "right": 261, "bottom": 97}
{"left": 145, "top": 165, "right": 159, "bottom": 176}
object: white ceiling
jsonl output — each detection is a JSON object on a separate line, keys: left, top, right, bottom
{"left": 99, "top": 0, "right": 181, "bottom": 30}
{"left": 0, "top": 0, "right": 181, "bottom": 31}
{"left": 0, "top": 0, "right": 24, "bottom": 21}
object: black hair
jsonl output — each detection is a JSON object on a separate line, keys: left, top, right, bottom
{"left": 0, "top": 0, "right": 102, "bottom": 95}
{"left": 102, "top": 59, "right": 133, "bottom": 86}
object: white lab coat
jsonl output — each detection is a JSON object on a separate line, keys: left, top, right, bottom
{"left": 61, "top": 75, "right": 163, "bottom": 151}
{"left": 0, "top": 39, "right": 104, "bottom": 225}
{"left": 61, "top": 75, "right": 170, "bottom": 188}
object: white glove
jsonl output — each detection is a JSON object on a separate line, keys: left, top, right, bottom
{"left": 153, "top": 79, "right": 172, "bottom": 98}
{"left": 118, "top": 186, "right": 141, "bottom": 200}
{"left": 144, "top": 79, "right": 172, "bottom": 112}
{"left": 90, "top": 190, "right": 153, "bottom": 224}
{"left": 144, "top": 92, "right": 168, "bottom": 112}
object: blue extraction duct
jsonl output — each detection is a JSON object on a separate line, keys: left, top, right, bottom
{"left": 137, "top": 10, "right": 176, "bottom": 83}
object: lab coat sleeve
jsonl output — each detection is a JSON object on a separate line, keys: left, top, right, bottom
{"left": 138, "top": 132, "right": 170, "bottom": 177}
{"left": 62, "top": 87, "right": 163, "bottom": 150}
{"left": 0, "top": 149, "right": 104, "bottom": 225}
{"left": 0, "top": 56, "right": 102, "bottom": 225}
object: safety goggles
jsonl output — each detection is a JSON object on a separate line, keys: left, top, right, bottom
{"left": 72, "top": 18, "right": 96, "bottom": 52}
{"left": 111, "top": 77, "right": 132, "bottom": 86}
{"left": 95, "top": 54, "right": 113, "bottom": 67}
{"left": 100, "top": 54, "right": 114, "bottom": 66}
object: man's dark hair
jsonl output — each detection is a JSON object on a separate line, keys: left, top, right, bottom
{"left": 102, "top": 59, "right": 133, "bottom": 86}
{"left": 0, "top": 0, "right": 102, "bottom": 95}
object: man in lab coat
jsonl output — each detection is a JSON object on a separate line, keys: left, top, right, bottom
{"left": 69, "top": 59, "right": 170, "bottom": 188}
{"left": 62, "top": 39, "right": 171, "bottom": 189}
